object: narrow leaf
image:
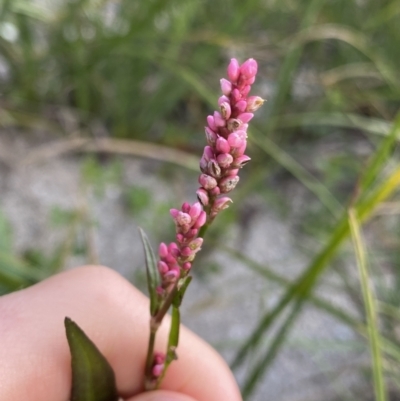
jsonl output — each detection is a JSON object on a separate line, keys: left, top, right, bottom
{"left": 64, "top": 317, "right": 119, "bottom": 401}
{"left": 168, "top": 306, "right": 180, "bottom": 350}
{"left": 138, "top": 227, "right": 161, "bottom": 316}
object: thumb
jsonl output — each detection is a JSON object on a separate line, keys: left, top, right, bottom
{"left": 126, "top": 390, "right": 198, "bottom": 401}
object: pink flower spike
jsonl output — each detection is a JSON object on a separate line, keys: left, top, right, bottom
{"left": 246, "top": 96, "right": 265, "bottom": 112}
{"left": 235, "top": 100, "right": 247, "bottom": 113}
{"left": 227, "top": 58, "right": 240, "bottom": 82}
{"left": 239, "top": 58, "right": 258, "bottom": 78}
{"left": 199, "top": 174, "right": 218, "bottom": 190}
{"left": 189, "top": 202, "right": 202, "bottom": 221}
{"left": 220, "top": 102, "right": 231, "bottom": 120}
{"left": 237, "top": 112, "right": 254, "bottom": 124}
{"left": 213, "top": 111, "right": 226, "bottom": 127}
{"left": 227, "top": 132, "right": 246, "bottom": 148}
{"left": 219, "top": 175, "right": 240, "bottom": 193}
{"left": 196, "top": 188, "right": 209, "bottom": 206}
{"left": 159, "top": 242, "right": 168, "bottom": 258}
{"left": 220, "top": 78, "right": 232, "bottom": 95}
{"left": 218, "top": 95, "right": 229, "bottom": 106}
{"left": 216, "top": 137, "right": 231, "bottom": 154}
{"left": 207, "top": 115, "right": 217, "bottom": 131}
{"left": 205, "top": 127, "right": 217, "bottom": 146}
{"left": 158, "top": 261, "right": 169, "bottom": 274}
{"left": 193, "top": 210, "right": 206, "bottom": 228}
{"left": 217, "top": 152, "right": 233, "bottom": 168}
{"left": 182, "top": 262, "right": 191, "bottom": 271}
{"left": 212, "top": 196, "right": 233, "bottom": 213}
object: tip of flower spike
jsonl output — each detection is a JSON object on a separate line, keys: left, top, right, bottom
{"left": 239, "top": 58, "right": 258, "bottom": 79}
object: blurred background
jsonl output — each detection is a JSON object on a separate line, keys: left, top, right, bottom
{"left": 1, "top": 0, "right": 400, "bottom": 400}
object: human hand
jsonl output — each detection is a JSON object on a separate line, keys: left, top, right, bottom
{"left": 0, "top": 265, "right": 242, "bottom": 401}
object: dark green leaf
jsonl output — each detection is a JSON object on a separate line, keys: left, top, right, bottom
{"left": 138, "top": 227, "right": 160, "bottom": 316}
{"left": 64, "top": 317, "right": 119, "bottom": 401}
{"left": 168, "top": 306, "right": 180, "bottom": 350}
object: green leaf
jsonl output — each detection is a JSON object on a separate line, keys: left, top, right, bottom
{"left": 64, "top": 317, "right": 119, "bottom": 401}
{"left": 168, "top": 306, "right": 180, "bottom": 350}
{"left": 138, "top": 227, "right": 161, "bottom": 316}
{"left": 173, "top": 276, "right": 192, "bottom": 308}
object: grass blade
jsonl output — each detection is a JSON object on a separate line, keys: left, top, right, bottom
{"left": 349, "top": 209, "right": 387, "bottom": 401}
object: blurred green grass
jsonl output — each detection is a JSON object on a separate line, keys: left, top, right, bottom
{"left": 1, "top": 0, "right": 400, "bottom": 400}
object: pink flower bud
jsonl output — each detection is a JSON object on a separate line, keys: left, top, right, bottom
{"left": 228, "top": 133, "right": 246, "bottom": 148}
{"left": 205, "top": 127, "right": 217, "bottom": 146}
{"left": 207, "top": 115, "right": 217, "bottom": 131}
{"left": 181, "top": 246, "right": 193, "bottom": 257}
{"left": 203, "top": 146, "right": 215, "bottom": 161}
{"left": 227, "top": 118, "right": 242, "bottom": 132}
{"left": 154, "top": 352, "right": 165, "bottom": 364}
{"left": 196, "top": 188, "right": 209, "bottom": 206}
{"left": 218, "top": 95, "right": 229, "bottom": 105}
{"left": 232, "top": 88, "right": 241, "bottom": 102}
{"left": 182, "top": 202, "right": 191, "bottom": 213}
{"left": 199, "top": 174, "right": 218, "bottom": 190}
{"left": 193, "top": 210, "right": 206, "bottom": 228}
{"left": 152, "top": 364, "right": 164, "bottom": 377}
{"left": 245, "top": 76, "right": 256, "bottom": 85}
{"left": 164, "top": 269, "right": 179, "bottom": 281}
{"left": 200, "top": 156, "right": 208, "bottom": 173}
{"left": 217, "top": 153, "right": 233, "bottom": 168}
{"left": 168, "top": 242, "right": 179, "bottom": 257}
{"left": 220, "top": 102, "right": 231, "bottom": 120}
{"left": 219, "top": 175, "right": 240, "bottom": 193}
{"left": 187, "top": 228, "right": 198, "bottom": 238}
{"left": 235, "top": 100, "right": 247, "bottom": 112}
{"left": 220, "top": 78, "right": 232, "bottom": 95}
{"left": 240, "top": 58, "right": 258, "bottom": 78}
{"left": 176, "top": 211, "right": 191, "bottom": 226}
{"left": 213, "top": 111, "right": 226, "bottom": 127}
{"left": 212, "top": 196, "right": 233, "bottom": 213}
{"left": 165, "top": 254, "right": 177, "bottom": 265}
{"left": 237, "top": 112, "right": 254, "bottom": 124}
{"left": 232, "top": 155, "right": 251, "bottom": 168}
{"left": 159, "top": 242, "right": 168, "bottom": 258}
{"left": 158, "top": 261, "right": 169, "bottom": 274}
{"left": 182, "top": 262, "right": 191, "bottom": 270}
{"left": 216, "top": 137, "right": 231, "bottom": 154}
{"left": 241, "top": 85, "right": 251, "bottom": 97}
{"left": 170, "top": 209, "right": 179, "bottom": 219}
{"left": 210, "top": 186, "right": 220, "bottom": 196}
{"left": 208, "top": 159, "right": 221, "bottom": 178}
{"left": 231, "top": 142, "right": 247, "bottom": 157}
{"left": 189, "top": 202, "right": 202, "bottom": 221}
{"left": 227, "top": 58, "right": 240, "bottom": 82}
{"left": 246, "top": 96, "right": 265, "bottom": 112}
{"left": 176, "top": 233, "right": 184, "bottom": 243}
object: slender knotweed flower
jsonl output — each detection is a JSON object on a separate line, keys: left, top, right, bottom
{"left": 144, "top": 58, "right": 264, "bottom": 389}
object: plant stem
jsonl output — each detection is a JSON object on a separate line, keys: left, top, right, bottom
{"left": 144, "top": 329, "right": 156, "bottom": 390}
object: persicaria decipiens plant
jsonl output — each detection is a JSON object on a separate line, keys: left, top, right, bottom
{"left": 142, "top": 58, "right": 264, "bottom": 390}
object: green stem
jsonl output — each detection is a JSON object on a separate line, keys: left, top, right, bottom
{"left": 144, "top": 329, "right": 157, "bottom": 390}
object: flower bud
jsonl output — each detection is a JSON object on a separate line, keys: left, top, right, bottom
{"left": 189, "top": 202, "right": 202, "bottom": 221}
{"left": 246, "top": 96, "right": 265, "bottom": 112}
{"left": 220, "top": 78, "right": 232, "bottom": 95}
{"left": 212, "top": 196, "right": 233, "bottom": 213}
{"left": 231, "top": 142, "right": 247, "bottom": 157}
{"left": 217, "top": 153, "right": 233, "bottom": 168}
{"left": 237, "top": 112, "right": 254, "bottom": 124}
{"left": 196, "top": 188, "right": 209, "bottom": 206}
{"left": 164, "top": 269, "right": 179, "bottom": 281}
{"left": 227, "top": 118, "right": 241, "bottom": 132}
{"left": 235, "top": 100, "right": 247, "bottom": 112}
{"left": 176, "top": 211, "right": 191, "bottom": 226}
{"left": 207, "top": 115, "right": 217, "bottom": 131}
{"left": 239, "top": 58, "right": 258, "bottom": 78}
{"left": 227, "top": 58, "right": 240, "bottom": 82}
{"left": 199, "top": 174, "right": 218, "bottom": 190}
{"left": 181, "top": 246, "right": 193, "bottom": 257}
{"left": 220, "top": 102, "right": 231, "bottom": 120}
{"left": 193, "top": 210, "right": 206, "bottom": 228}
{"left": 159, "top": 242, "right": 168, "bottom": 258}
{"left": 182, "top": 262, "right": 191, "bottom": 270}
{"left": 208, "top": 159, "right": 221, "bottom": 178}
{"left": 228, "top": 132, "right": 246, "bottom": 148}
{"left": 205, "top": 127, "right": 217, "bottom": 146}
{"left": 203, "top": 146, "right": 215, "bottom": 161}
{"left": 231, "top": 88, "right": 241, "bottom": 102}
{"left": 218, "top": 95, "right": 229, "bottom": 105}
{"left": 153, "top": 364, "right": 164, "bottom": 377}
{"left": 210, "top": 186, "right": 220, "bottom": 196}
{"left": 219, "top": 175, "right": 240, "bottom": 193}
{"left": 200, "top": 156, "right": 208, "bottom": 173}
{"left": 170, "top": 209, "right": 179, "bottom": 219}
{"left": 232, "top": 155, "right": 251, "bottom": 168}
{"left": 189, "top": 237, "right": 203, "bottom": 251}
{"left": 182, "top": 202, "right": 191, "bottom": 213}
{"left": 158, "top": 261, "right": 169, "bottom": 274}
{"left": 216, "top": 137, "right": 231, "bottom": 154}
{"left": 241, "top": 85, "right": 251, "bottom": 97}
{"left": 213, "top": 111, "right": 226, "bottom": 127}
